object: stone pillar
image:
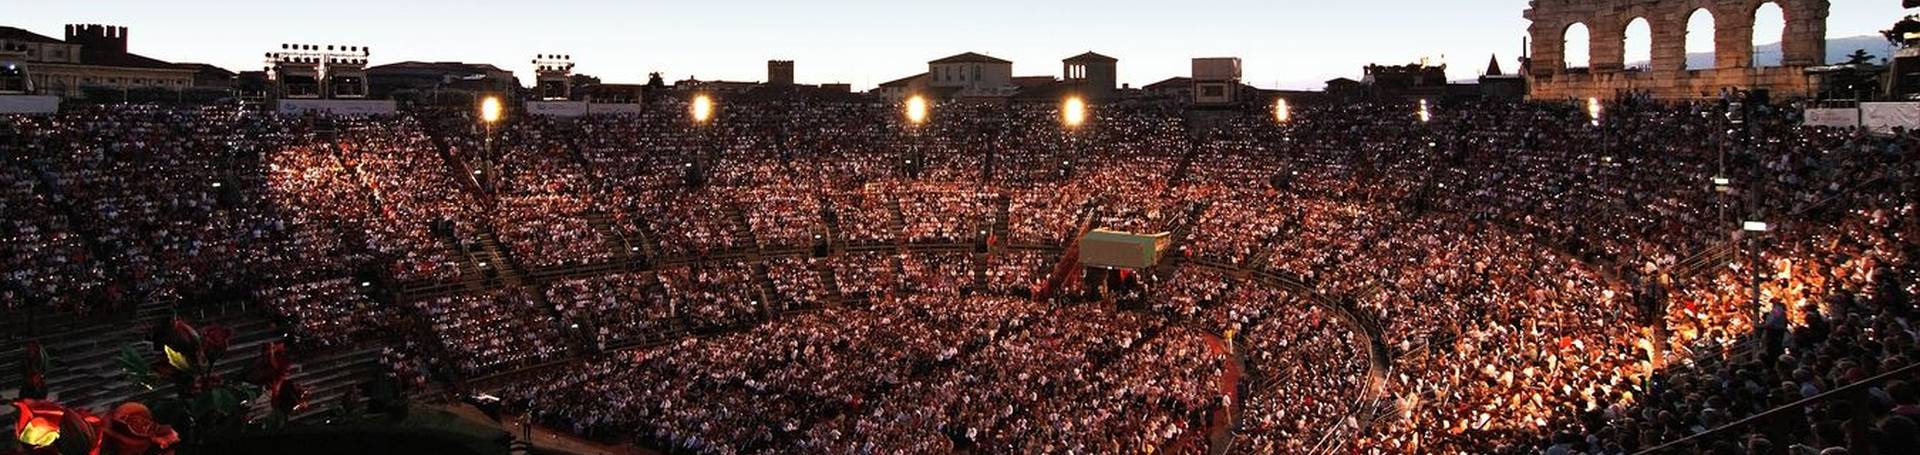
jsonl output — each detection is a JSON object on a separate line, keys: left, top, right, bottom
{"left": 1716, "top": 3, "right": 1756, "bottom": 69}
{"left": 1530, "top": 22, "right": 1567, "bottom": 76}
{"left": 1780, "top": 0, "right": 1829, "bottom": 66}
{"left": 1591, "top": 16, "right": 1628, "bottom": 72}
{"left": 1651, "top": 14, "right": 1690, "bottom": 72}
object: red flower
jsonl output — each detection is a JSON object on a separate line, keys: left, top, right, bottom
{"left": 102, "top": 402, "right": 179, "bottom": 455}
{"left": 12, "top": 399, "right": 103, "bottom": 454}
{"left": 270, "top": 381, "right": 307, "bottom": 415}
{"left": 246, "top": 342, "right": 291, "bottom": 387}
{"left": 13, "top": 399, "right": 62, "bottom": 449}
{"left": 21, "top": 341, "right": 50, "bottom": 400}
{"left": 155, "top": 318, "right": 199, "bottom": 355}
{"left": 147, "top": 357, "right": 180, "bottom": 383}
{"left": 24, "top": 342, "right": 46, "bottom": 371}
{"left": 198, "top": 324, "right": 233, "bottom": 360}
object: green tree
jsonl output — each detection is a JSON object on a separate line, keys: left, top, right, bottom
{"left": 1885, "top": 15, "right": 1920, "bottom": 47}
{"left": 1845, "top": 49, "right": 1878, "bottom": 66}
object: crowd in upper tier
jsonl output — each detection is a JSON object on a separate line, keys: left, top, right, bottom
{"left": 2, "top": 96, "right": 1914, "bottom": 454}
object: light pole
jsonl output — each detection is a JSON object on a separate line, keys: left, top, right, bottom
{"left": 1062, "top": 95, "right": 1087, "bottom": 178}
{"left": 690, "top": 93, "right": 715, "bottom": 186}
{"left": 478, "top": 95, "right": 503, "bottom": 193}
{"left": 905, "top": 95, "right": 929, "bottom": 179}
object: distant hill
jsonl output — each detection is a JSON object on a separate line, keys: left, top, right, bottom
{"left": 1627, "top": 35, "right": 1893, "bottom": 69}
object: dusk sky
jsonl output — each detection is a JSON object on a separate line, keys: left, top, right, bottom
{"left": 12, "top": 0, "right": 1909, "bottom": 90}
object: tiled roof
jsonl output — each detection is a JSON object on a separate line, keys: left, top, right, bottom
{"left": 1064, "top": 52, "right": 1117, "bottom": 63}
{"left": 0, "top": 26, "right": 64, "bottom": 44}
{"left": 930, "top": 52, "right": 1011, "bottom": 65}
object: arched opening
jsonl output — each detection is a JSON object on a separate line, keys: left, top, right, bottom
{"left": 1624, "top": 17, "right": 1653, "bottom": 71}
{"left": 1751, "top": 2, "right": 1786, "bottom": 67}
{"left": 1684, "top": 8, "right": 1716, "bottom": 70}
{"left": 1564, "top": 22, "right": 1592, "bottom": 70}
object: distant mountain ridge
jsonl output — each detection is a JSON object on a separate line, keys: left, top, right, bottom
{"left": 1627, "top": 35, "right": 1893, "bottom": 69}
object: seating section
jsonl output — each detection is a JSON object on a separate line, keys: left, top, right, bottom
{"left": 1, "top": 99, "right": 1913, "bottom": 454}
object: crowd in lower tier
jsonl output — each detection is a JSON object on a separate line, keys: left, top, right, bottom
{"left": 3, "top": 98, "right": 1915, "bottom": 453}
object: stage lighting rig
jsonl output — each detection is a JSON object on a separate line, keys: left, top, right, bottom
{"left": 533, "top": 54, "right": 576, "bottom": 100}
{"left": 266, "top": 43, "right": 371, "bottom": 99}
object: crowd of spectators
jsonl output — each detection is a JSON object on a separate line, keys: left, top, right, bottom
{"left": 6, "top": 97, "right": 1915, "bottom": 454}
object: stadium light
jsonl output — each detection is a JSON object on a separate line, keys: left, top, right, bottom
{"left": 1743, "top": 221, "right": 1770, "bottom": 232}
{"left": 1587, "top": 97, "right": 1602, "bottom": 125}
{"left": 1417, "top": 99, "right": 1431, "bottom": 123}
{"left": 1062, "top": 96, "right": 1088, "bottom": 129}
{"left": 905, "top": 95, "right": 929, "bottom": 125}
{"left": 691, "top": 94, "right": 715, "bottom": 124}
{"left": 479, "top": 96, "right": 503, "bottom": 124}
{"left": 1274, "top": 98, "right": 1291, "bottom": 123}
{"left": 1712, "top": 176, "right": 1731, "bottom": 186}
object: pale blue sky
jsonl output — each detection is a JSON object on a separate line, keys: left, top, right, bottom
{"left": 11, "top": 0, "right": 1908, "bottom": 90}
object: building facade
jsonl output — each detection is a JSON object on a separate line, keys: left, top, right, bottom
{"left": 768, "top": 60, "right": 795, "bottom": 86}
{"left": 1524, "top": 0, "right": 1829, "bottom": 100}
{"left": 0, "top": 24, "right": 198, "bottom": 98}
{"left": 929, "top": 52, "right": 1016, "bottom": 99}
{"left": 1063, "top": 52, "right": 1119, "bottom": 101}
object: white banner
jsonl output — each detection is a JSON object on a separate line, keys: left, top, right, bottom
{"left": 1862, "top": 102, "right": 1920, "bottom": 134}
{"left": 1802, "top": 108, "right": 1858, "bottom": 129}
{"left": 587, "top": 103, "right": 644, "bottom": 115}
{"left": 0, "top": 95, "right": 60, "bottom": 114}
{"left": 276, "top": 99, "right": 396, "bottom": 115}
{"left": 526, "top": 100, "right": 589, "bottom": 117}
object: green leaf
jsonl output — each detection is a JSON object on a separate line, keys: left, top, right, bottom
{"left": 233, "top": 382, "right": 265, "bottom": 401}
{"left": 212, "top": 388, "right": 239, "bottom": 413}
{"left": 117, "top": 345, "right": 157, "bottom": 388}
{"left": 117, "top": 345, "right": 151, "bottom": 375}
{"left": 191, "top": 392, "right": 216, "bottom": 417}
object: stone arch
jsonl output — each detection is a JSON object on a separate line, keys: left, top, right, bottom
{"left": 1750, "top": 1, "right": 1787, "bottom": 67}
{"left": 1682, "top": 7, "right": 1717, "bottom": 70}
{"left": 1521, "top": 0, "right": 1828, "bottom": 99}
{"left": 1623, "top": 17, "right": 1655, "bottom": 71}
{"left": 1564, "top": 22, "right": 1593, "bottom": 70}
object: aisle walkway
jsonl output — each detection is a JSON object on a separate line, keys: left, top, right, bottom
{"left": 1203, "top": 332, "right": 1244, "bottom": 454}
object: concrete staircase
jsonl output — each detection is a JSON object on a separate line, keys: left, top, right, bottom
{"left": 991, "top": 195, "right": 1012, "bottom": 253}
{"left": 583, "top": 212, "right": 638, "bottom": 262}
{"left": 723, "top": 203, "right": 758, "bottom": 254}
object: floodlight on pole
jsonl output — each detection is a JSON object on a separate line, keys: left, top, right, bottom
{"left": 479, "top": 96, "right": 503, "bottom": 124}
{"left": 691, "top": 94, "right": 715, "bottom": 124}
{"left": 1587, "top": 97, "right": 1602, "bottom": 126}
{"left": 1274, "top": 98, "right": 1291, "bottom": 123}
{"left": 1742, "top": 221, "right": 1770, "bottom": 232}
{"left": 1062, "top": 96, "right": 1087, "bottom": 129}
{"left": 905, "top": 95, "right": 929, "bottom": 125}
